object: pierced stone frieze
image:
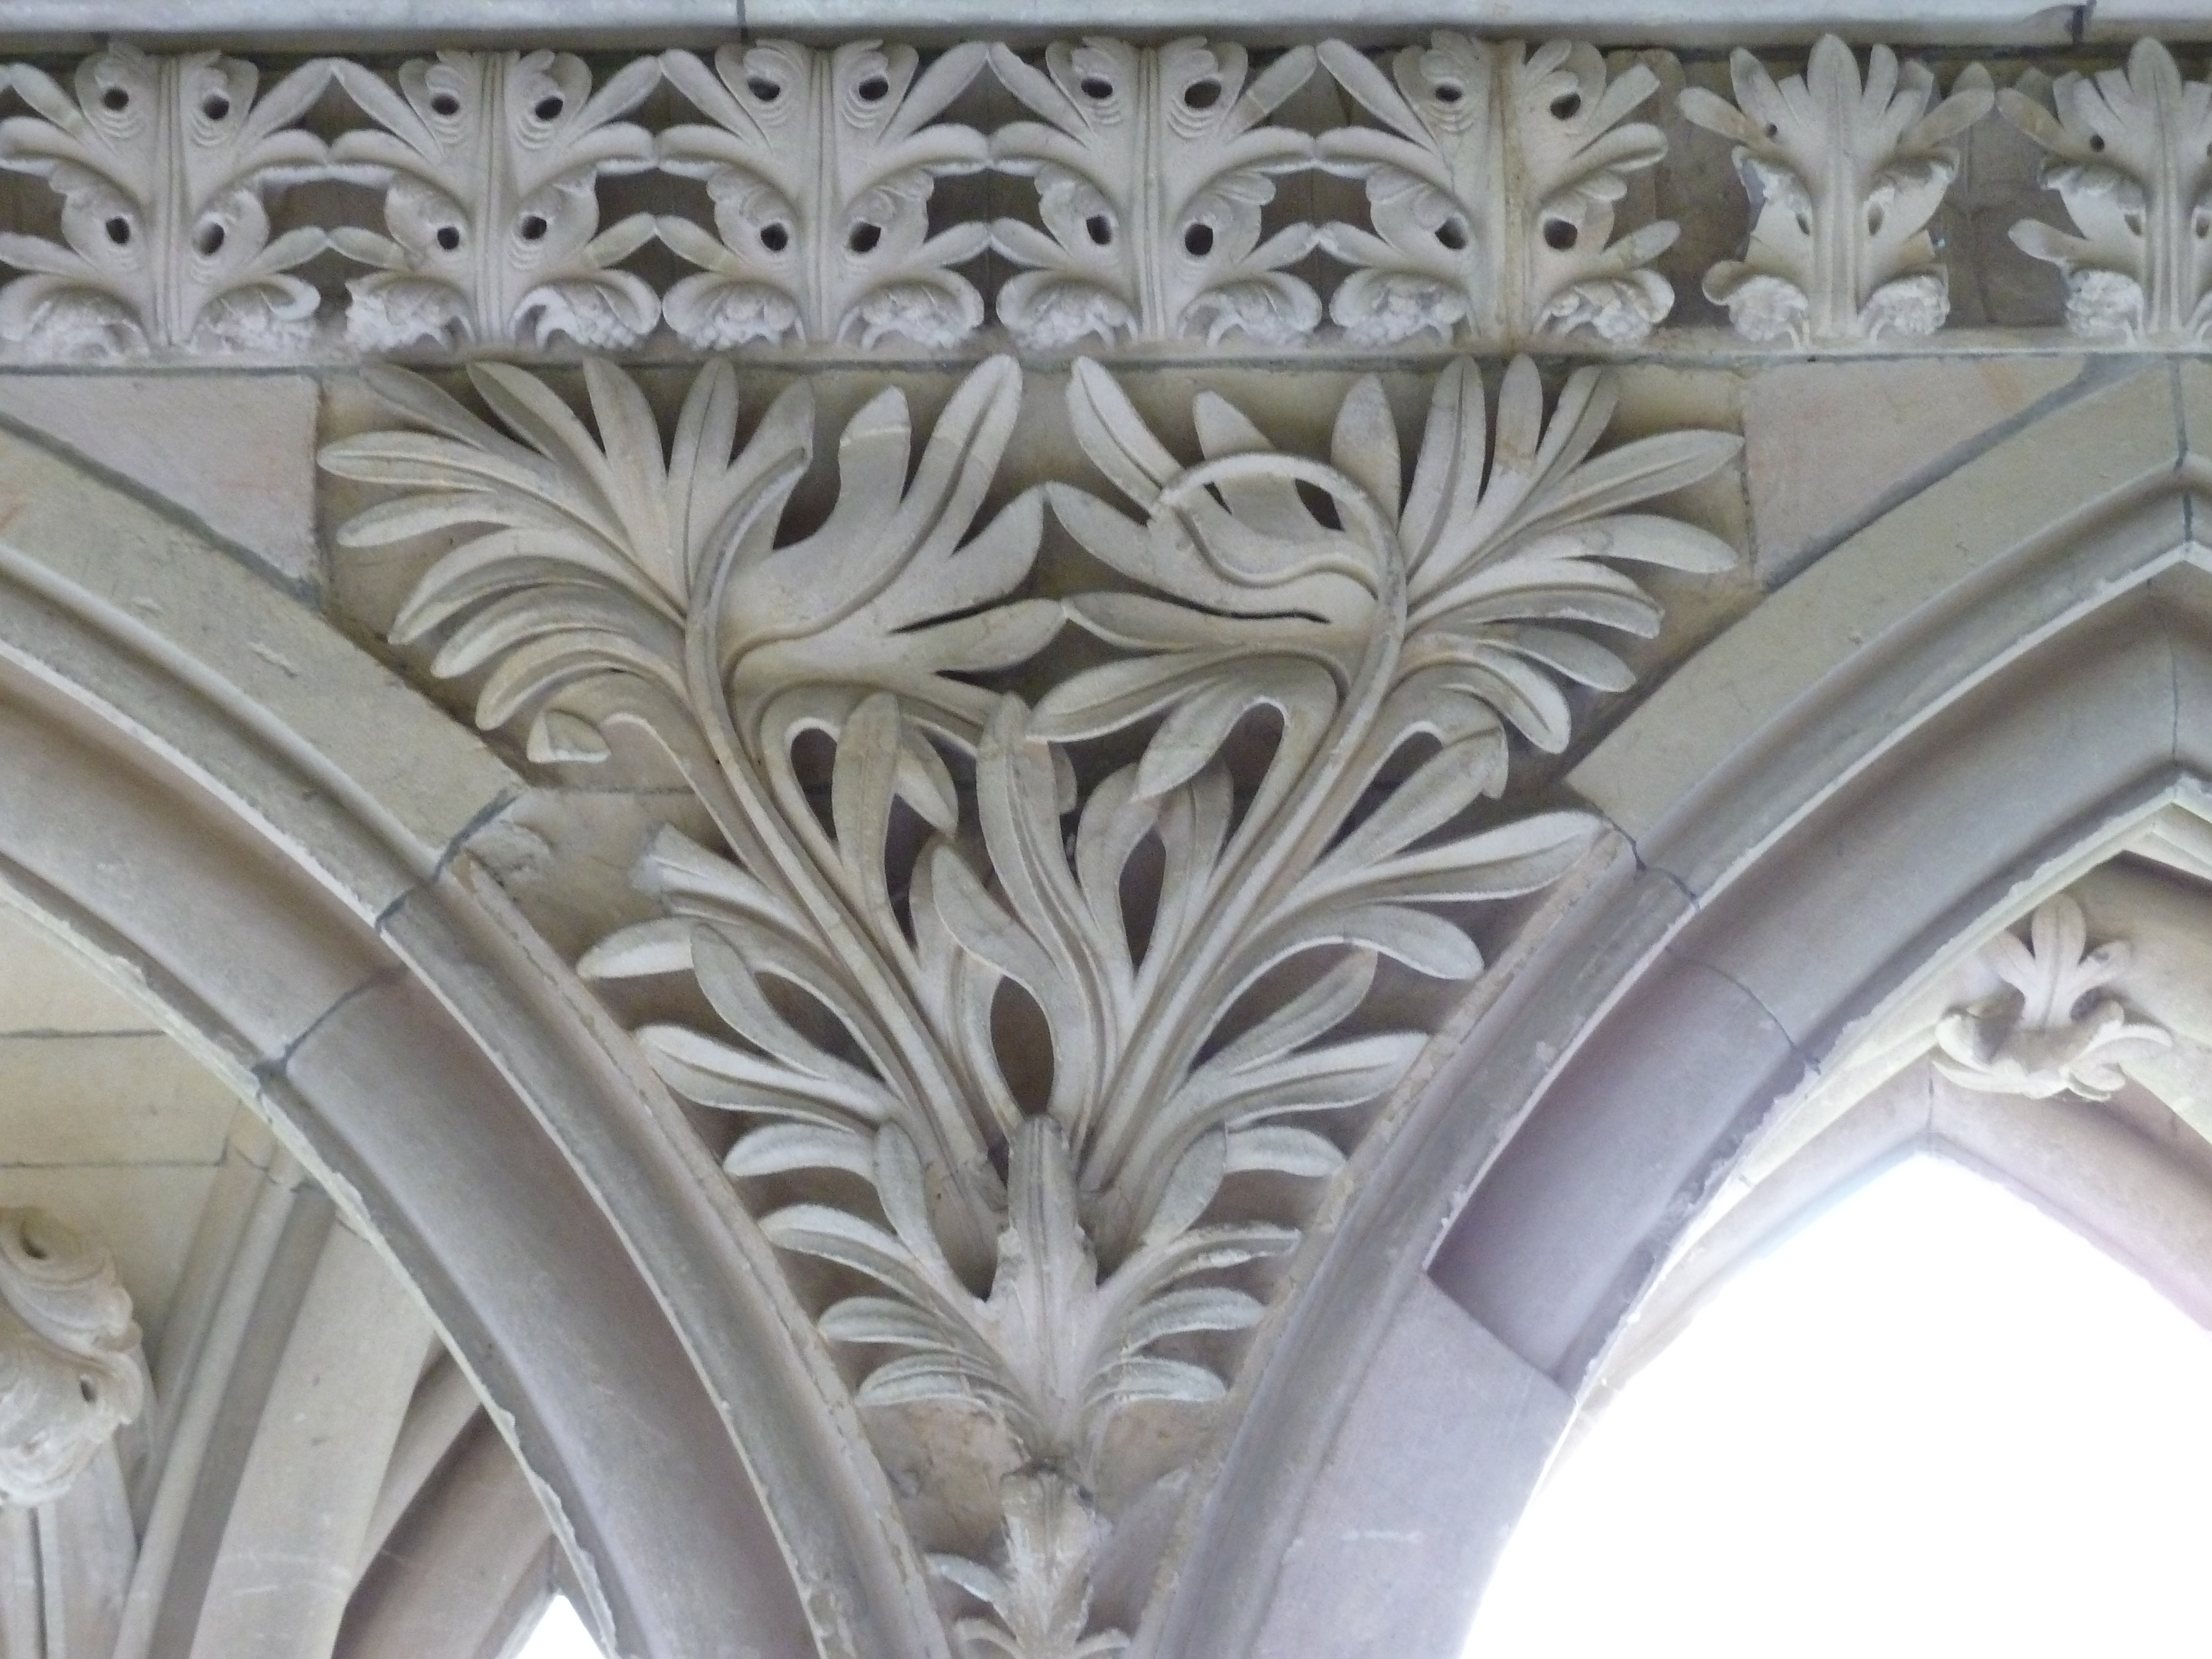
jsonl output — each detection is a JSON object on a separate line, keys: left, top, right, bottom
{"left": 322, "top": 353, "right": 1738, "bottom": 1656}
{"left": 0, "top": 1209, "right": 142, "bottom": 1507}
{"left": 329, "top": 50, "right": 661, "bottom": 351}
{"left": 1936, "top": 895, "right": 2171, "bottom": 1100}
{"left": 1681, "top": 37, "right": 1992, "bottom": 345}
{"left": 656, "top": 40, "right": 992, "bottom": 351}
{"left": 1317, "top": 35, "right": 1677, "bottom": 346}
{"left": 0, "top": 44, "right": 332, "bottom": 356}
{"left": 2002, "top": 39, "right": 2212, "bottom": 342}
{"left": 987, "top": 38, "right": 1322, "bottom": 348}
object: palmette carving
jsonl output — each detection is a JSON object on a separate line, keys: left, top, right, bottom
{"left": 1681, "top": 38, "right": 1991, "bottom": 345}
{"left": 658, "top": 41, "right": 990, "bottom": 349}
{"left": 1317, "top": 35, "right": 1677, "bottom": 346}
{"left": 325, "top": 354, "right": 1738, "bottom": 1655}
{"left": 1936, "top": 896, "right": 2169, "bottom": 1101}
{"left": 2002, "top": 39, "right": 2212, "bottom": 342}
{"left": 988, "top": 38, "right": 1321, "bottom": 347}
{"left": 0, "top": 45, "right": 331, "bottom": 356}
{"left": 329, "top": 51, "right": 659, "bottom": 350}
{"left": 0, "top": 1209, "right": 143, "bottom": 1507}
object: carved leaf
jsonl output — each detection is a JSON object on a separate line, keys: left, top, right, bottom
{"left": 989, "top": 38, "right": 1320, "bottom": 346}
{"left": 931, "top": 1469, "right": 1129, "bottom": 1659}
{"left": 1318, "top": 34, "right": 1677, "bottom": 345}
{"left": 0, "top": 45, "right": 331, "bottom": 355}
{"left": 330, "top": 51, "right": 659, "bottom": 349}
{"left": 658, "top": 41, "right": 990, "bottom": 348}
{"left": 0, "top": 1209, "right": 144, "bottom": 1506}
{"left": 2002, "top": 39, "right": 2212, "bottom": 341}
{"left": 1682, "top": 36, "right": 1991, "bottom": 344}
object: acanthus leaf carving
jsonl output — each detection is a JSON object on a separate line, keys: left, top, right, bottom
{"left": 329, "top": 50, "right": 660, "bottom": 351}
{"left": 987, "top": 38, "right": 1321, "bottom": 348}
{"left": 1934, "top": 895, "right": 2171, "bottom": 1101}
{"left": 1317, "top": 34, "right": 1677, "bottom": 346}
{"left": 0, "top": 1209, "right": 143, "bottom": 1507}
{"left": 325, "top": 351, "right": 1740, "bottom": 1657}
{"left": 1680, "top": 36, "right": 1992, "bottom": 345}
{"left": 0, "top": 43, "right": 332, "bottom": 356}
{"left": 657, "top": 40, "right": 992, "bottom": 350}
{"left": 2002, "top": 38, "right": 2212, "bottom": 342}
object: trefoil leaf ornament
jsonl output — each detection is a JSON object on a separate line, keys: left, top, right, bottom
{"left": 329, "top": 50, "right": 660, "bottom": 351}
{"left": 657, "top": 40, "right": 992, "bottom": 349}
{"left": 988, "top": 38, "right": 1321, "bottom": 348}
{"left": 2001, "top": 38, "right": 2212, "bottom": 342}
{"left": 324, "top": 354, "right": 1739, "bottom": 1658}
{"left": 1680, "top": 36, "right": 1992, "bottom": 346}
{"left": 0, "top": 44, "right": 333, "bottom": 357}
{"left": 1935, "top": 895, "right": 2169, "bottom": 1102}
{"left": 1318, "top": 34, "right": 1678, "bottom": 346}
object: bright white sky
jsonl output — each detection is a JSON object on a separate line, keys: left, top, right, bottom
{"left": 516, "top": 1594, "right": 606, "bottom": 1659}
{"left": 1464, "top": 1155, "right": 2212, "bottom": 1658}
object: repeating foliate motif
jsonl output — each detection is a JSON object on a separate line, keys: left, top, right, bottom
{"left": 1316, "top": 35, "right": 1677, "bottom": 346}
{"left": 1680, "top": 37, "right": 1992, "bottom": 345}
{"left": 2002, "top": 39, "right": 2212, "bottom": 342}
{"left": 322, "top": 357, "right": 1738, "bottom": 1656}
{"left": 988, "top": 38, "right": 1321, "bottom": 348}
{"left": 657, "top": 41, "right": 992, "bottom": 349}
{"left": 0, "top": 45, "right": 331, "bottom": 356}
{"left": 1935, "top": 895, "right": 2169, "bottom": 1101}
{"left": 0, "top": 1209, "right": 143, "bottom": 1506}
{"left": 329, "top": 51, "right": 660, "bottom": 351}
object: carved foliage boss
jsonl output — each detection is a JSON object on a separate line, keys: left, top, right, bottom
{"left": 323, "top": 356, "right": 1738, "bottom": 1650}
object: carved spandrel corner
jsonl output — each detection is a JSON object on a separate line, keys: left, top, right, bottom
{"left": 1681, "top": 36, "right": 1993, "bottom": 346}
{"left": 1935, "top": 895, "right": 2172, "bottom": 1102}
{"left": 0, "top": 1209, "right": 143, "bottom": 1509}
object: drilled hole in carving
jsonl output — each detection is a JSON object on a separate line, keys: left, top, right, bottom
{"left": 194, "top": 221, "right": 225, "bottom": 256}
{"left": 2125, "top": 209, "right": 2145, "bottom": 237}
{"left": 857, "top": 75, "right": 890, "bottom": 102}
{"left": 201, "top": 93, "right": 231, "bottom": 121}
{"left": 2197, "top": 211, "right": 2211, "bottom": 239}
{"left": 747, "top": 75, "right": 780, "bottom": 102}
{"left": 77, "top": 1378, "right": 93, "bottom": 1405}
{"left": 103, "top": 217, "right": 130, "bottom": 246}
{"left": 848, "top": 222, "right": 882, "bottom": 254}
{"left": 534, "top": 95, "right": 565, "bottom": 121}
{"left": 435, "top": 225, "right": 462, "bottom": 252}
{"left": 1185, "top": 223, "right": 1215, "bottom": 257}
{"left": 1086, "top": 213, "right": 1113, "bottom": 246}
{"left": 1550, "top": 91, "right": 1582, "bottom": 119}
{"left": 1183, "top": 78, "right": 1223, "bottom": 110}
{"left": 1433, "top": 80, "right": 1464, "bottom": 105}
{"left": 1081, "top": 75, "right": 1114, "bottom": 100}
{"left": 1437, "top": 216, "right": 1469, "bottom": 252}
{"left": 430, "top": 91, "right": 461, "bottom": 117}
{"left": 760, "top": 222, "right": 791, "bottom": 252}
{"left": 1296, "top": 479, "right": 1342, "bottom": 529}
{"left": 2090, "top": 133, "right": 2106, "bottom": 152}
{"left": 100, "top": 86, "right": 128, "bottom": 112}
{"left": 1542, "top": 219, "right": 1578, "bottom": 251}
{"left": 520, "top": 215, "right": 549, "bottom": 242}
{"left": 22, "top": 1235, "right": 46, "bottom": 1262}
{"left": 1866, "top": 204, "right": 1886, "bottom": 237}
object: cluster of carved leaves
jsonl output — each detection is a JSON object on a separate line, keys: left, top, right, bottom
{"left": 1935, "top": 895, "right": 2169, "bottom": 1102}
{"left": 0, "top": 44, "right": 331, "bottom": 354}
{"left": 658, "top": 41, "right": 992, "bottom": 350}
{"left": 1318, "top": 34, "right": 1677, "bottom": 346}
{"left": 2002, "top": 39, "right": 2212, "bottom": 342}
{"left": 989, "top": 38, "right": 1322, "bottom": 348}
{"left": 324, "top": 354, "right": 1738, "bottom": 1651}
{"left": 0, "top": 1208, "right": 143, "bottom": 1507}
{"left": 1682, "top": 37, "right": 1992, "bottom": 345}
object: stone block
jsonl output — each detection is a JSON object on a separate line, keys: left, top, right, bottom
{"left": 0, "top": 1034, "right": 234, "bottom": 1166}
{"left": 0, "top": 374, "right": 321, "bottom": 591}
{"left": 1745, "top": 356, "right": 2086, "bottom": 585}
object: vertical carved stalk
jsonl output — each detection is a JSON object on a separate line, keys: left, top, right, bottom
{"left": 1680, "top": 36, "right": 1991, "bottom": 345}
